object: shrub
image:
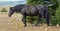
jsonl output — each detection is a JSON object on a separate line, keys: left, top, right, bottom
{"left": 26, "top": 16, "right": 38, "bottom": 24}
{"left": 26, "top": 0, "right": 59, "bottom": 26}
{"left": 50, "top": 5, "right": 60, "bottom": 26}
{"left": 1, "top": 8, "right": 7, "bottom": 12}
{"left": 50, "top": 16, "right": 58, "bottom": 26}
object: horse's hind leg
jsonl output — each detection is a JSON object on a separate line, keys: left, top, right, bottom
{"left": 22, "top": 15, "right": 27, "bottom": 27}
{"left": 35, "top": 15, "right": 42, "bottom": 26}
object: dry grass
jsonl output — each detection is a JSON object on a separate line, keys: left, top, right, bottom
{"left": 0, "top": 12, "right": 60, "bottom": 31}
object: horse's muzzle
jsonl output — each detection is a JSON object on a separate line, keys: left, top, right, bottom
{"left": 8, "top": 14, "right": 11, "bottom": 17}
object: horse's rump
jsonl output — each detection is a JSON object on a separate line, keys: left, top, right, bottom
{"left": 35, "top": 5, "right": 46, "bottom": 17}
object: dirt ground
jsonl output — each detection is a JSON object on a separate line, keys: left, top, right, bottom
{"left": 0, "top": 12, "right": 60, "bottom": 31}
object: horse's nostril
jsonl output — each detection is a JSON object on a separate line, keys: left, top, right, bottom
{"left": 8, "top": 15, "right": 11, "bottom": 17}
{"left": 9, "top": 16, "right": 11, "bottom": 17}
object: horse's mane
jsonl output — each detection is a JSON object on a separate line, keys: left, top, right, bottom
{"left": 14, "top": 4, "right": 26, "bottom": 7}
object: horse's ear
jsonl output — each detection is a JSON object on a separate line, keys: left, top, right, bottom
{"left": 10, "top": 7, "right": 12, "bottom": 9}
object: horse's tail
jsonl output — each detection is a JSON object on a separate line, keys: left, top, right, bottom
{"left": 45, "top": 5, "right": 49, "bottom": 26}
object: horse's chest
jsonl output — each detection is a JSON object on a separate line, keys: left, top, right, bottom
{"left": 26, "top": 6, "right": 38, "bottom": 16}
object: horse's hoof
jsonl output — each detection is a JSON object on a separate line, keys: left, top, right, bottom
{"left": 35, "top": 24, "right": 38, "bottom": 27}
{"left": 24, "top": 25, "right": 27, "bottom": 27}
{"left": 47, "top": 24, "right": 50, "bottom": 26}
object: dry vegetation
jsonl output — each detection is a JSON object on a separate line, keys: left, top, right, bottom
{"left": 0, "top": 7, "right": 60, "bottom": 31}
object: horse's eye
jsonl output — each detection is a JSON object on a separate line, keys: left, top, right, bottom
{"left": 10, "top": 7, "right": 12, "bottom": 9}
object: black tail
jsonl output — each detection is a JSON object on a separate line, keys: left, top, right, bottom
{"left": 45, "top": 6, "right": 49, "bottom": 26}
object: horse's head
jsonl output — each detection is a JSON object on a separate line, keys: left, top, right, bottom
{"left": 8, "top": 7, "right": 15, "bottom": 17}
{"left": 8, "top": 4, "right": 26, "bottom": 17}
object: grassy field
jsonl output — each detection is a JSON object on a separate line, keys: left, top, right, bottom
{"left": 0, "top": 12, "right": 60, "bottom": 31}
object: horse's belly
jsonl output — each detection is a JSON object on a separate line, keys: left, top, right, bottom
{"left": 26, "top": 13, "right": 38, "bottom": 16}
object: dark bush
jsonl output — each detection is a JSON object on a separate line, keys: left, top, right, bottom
{"left": 26, "top": 16, "right": 38, "bottom": 24}
{"left": 1, "top": 8, "right": 7, "bottom": 12}
{"left": 26, "top": 0, "right": 59, "bottom": 26}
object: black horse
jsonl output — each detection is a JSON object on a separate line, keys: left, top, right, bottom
{"left": 8, "top": 4, "right": 49, "bottom": 26}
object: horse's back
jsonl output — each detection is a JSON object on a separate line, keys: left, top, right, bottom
{"left": 21, "top": 5, "right": 38, "bottom": 16}
{"left": 20, "top": 5, "right": 45, "bottom": 16}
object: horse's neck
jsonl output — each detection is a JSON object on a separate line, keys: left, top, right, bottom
{"left": 16, "top": 5, "right": 26, "bottom": 13}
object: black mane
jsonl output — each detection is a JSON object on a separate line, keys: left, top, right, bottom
{"left": 12, "top": 4, "right": 26, "bottom": 13}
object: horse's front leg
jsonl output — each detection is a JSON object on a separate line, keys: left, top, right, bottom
{"left": 22, "top": 15, "right": 27, "bottom": 27}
